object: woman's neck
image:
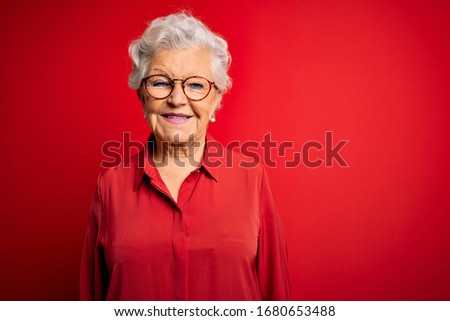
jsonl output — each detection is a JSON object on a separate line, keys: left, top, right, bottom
{"left": 152, "top": 135, "right": 206, "bottom": 169}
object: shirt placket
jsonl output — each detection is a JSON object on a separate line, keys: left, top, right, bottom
{"left": 172, "top": 206, "right": 187, "bottom": 300}
{"left": 148, "top": 169, "right": 201, "bottom": 300}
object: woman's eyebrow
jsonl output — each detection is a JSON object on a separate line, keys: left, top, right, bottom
{"left": 150, "top": 67, "right": 172, "bottom": 75}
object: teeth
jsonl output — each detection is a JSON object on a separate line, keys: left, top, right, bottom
{"left": 167, "top": 115, "right": 188, "bottom": 120}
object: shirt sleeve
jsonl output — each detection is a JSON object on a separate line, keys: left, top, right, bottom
{"left": 257, "top": 166, "right": 291, "bottom": 300}
{"left": 79, "top": 174, "right": 109, "bottom": 300}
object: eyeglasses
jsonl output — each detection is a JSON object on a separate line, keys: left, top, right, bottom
{"left": 142, "top": 74, "right": 215, "bottom": 101}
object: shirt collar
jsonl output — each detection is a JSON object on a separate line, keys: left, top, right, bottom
{"left": 201, "top": 133, "right": 222, "bottom": 182}
{"left": 134, "top": 133, "right": 222, "bottom": 190}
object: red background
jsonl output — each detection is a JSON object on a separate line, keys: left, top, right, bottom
{"left": 1, "top": 0, "right": 449, "bottom": 300}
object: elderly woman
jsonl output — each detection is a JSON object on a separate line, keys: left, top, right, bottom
{"left": 80, "top": 12, "right": 290, "bottom": 300}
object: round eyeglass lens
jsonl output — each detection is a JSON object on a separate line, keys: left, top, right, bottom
{"left": 183, "top": 77, "right": 211, "bottom": 100}
{"left": 146, "top": 75, "right": 172, "bottom": 99}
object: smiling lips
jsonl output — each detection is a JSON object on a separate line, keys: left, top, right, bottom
{"left": 161, "top": 113, "right": 192, "bottom": 124}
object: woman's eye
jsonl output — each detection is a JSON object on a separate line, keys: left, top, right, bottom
{"left": 152, "top": 81, "right": 170, "bottom": 87}
{"left": 187, "top": 82, "right": 205, "bottom": 90}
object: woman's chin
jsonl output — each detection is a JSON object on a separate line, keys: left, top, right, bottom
{"left": 156, "top": 130, "right": 200, "bottom": 144}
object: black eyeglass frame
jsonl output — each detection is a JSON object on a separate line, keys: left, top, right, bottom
{"left": 141, "top": 74, "right": 216, "bottom": 101}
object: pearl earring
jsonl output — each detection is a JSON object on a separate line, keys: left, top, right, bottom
{"left": 143, "top": 111, "right": 148, "bottom": 119}
{"left": 210, "top": 114, "right": 216, "bottom": 123}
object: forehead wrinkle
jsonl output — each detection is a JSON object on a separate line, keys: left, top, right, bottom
{"left": 149, "top": 49, "right": 213, "bottom": 79}
{"left": 150, "top": 66, "right": 174, "bottom": 77}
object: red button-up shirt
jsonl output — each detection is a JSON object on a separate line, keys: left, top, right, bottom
{"left": 80, "top": 134, "right": 290, "bottom": 300}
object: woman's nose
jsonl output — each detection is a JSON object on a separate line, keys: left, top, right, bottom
{"left": 167, "top": 81, "right": 187, "bottom": 106}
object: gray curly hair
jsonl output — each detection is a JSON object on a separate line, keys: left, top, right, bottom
{"left": 128, "top": 12, "right": 232, "bottom": 93}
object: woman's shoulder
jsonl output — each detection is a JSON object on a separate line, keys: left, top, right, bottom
{"left": 206, "top": 145, "right": 266, "bottom": 185}
{"left": 206, "top": 135, "right": 263, "bottom": 171}
{"left": 95, "top": 150, "right": 143, "bottom": 189}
